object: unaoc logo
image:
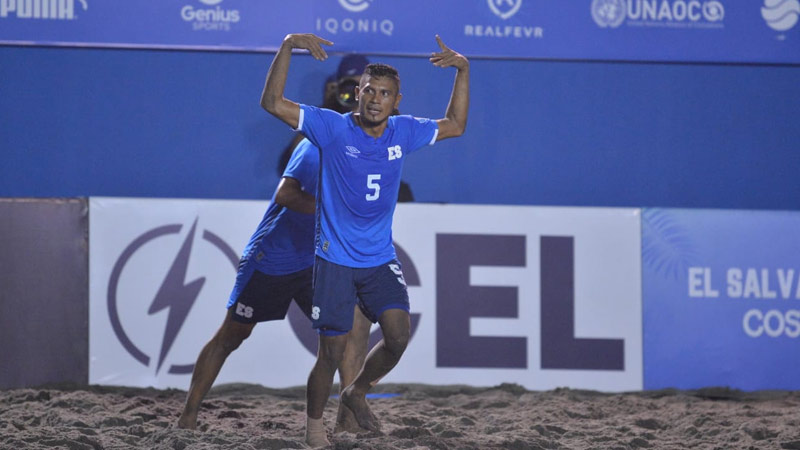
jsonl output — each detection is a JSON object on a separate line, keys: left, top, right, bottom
{"left": 592, "top": 0, "right": 726, "bottom": 29}
{"left": 592, "top": 0, "right": 627, "bottom": 28}
{"left": 762, "top": 0, "right": 800, "bottom": 32}
{"left": 107, "top": 218, "right": 239, "bottom": 374}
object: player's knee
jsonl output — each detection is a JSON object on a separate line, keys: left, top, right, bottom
{"left": 383, "top": 332, "right": 409, "bottom": 359}
{"left": 317, "top": 336, "right": 347, "bottom": 369}
{"left": 219, "top": 327, "right": 252, "bottom": 353}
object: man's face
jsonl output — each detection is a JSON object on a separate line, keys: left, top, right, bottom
{"left": 356, "top": 75, "right": 402, "bottom": 125}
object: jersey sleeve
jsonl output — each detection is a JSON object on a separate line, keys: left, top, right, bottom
{"left": 282, "top": 138, "right": 319, "bottom": 192}
{"left": 404, "top": 115, "right": 439, "bottom": 154}
{"left": 297, "top": 104, "right": 345, "bottom": 150}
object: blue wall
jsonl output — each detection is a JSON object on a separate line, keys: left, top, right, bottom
{"left": 2, "top": 46, "right": 799, "bottom": 209}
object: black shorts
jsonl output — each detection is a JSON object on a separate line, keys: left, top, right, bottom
{"left": 226, "top": 265, "right": 313, "bottom": 324}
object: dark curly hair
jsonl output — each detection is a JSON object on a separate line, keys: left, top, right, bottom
{"left": 363, "top": 63, "right": 400, "bottom": 88}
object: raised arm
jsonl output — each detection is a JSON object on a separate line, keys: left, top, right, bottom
{"left": 430, "top": 35, "right": 470, "bottom": 141}
{"left": 274, "top": 177, "right": 315, "bottom": 215}
{"left": 260, "top": 33, "right": 333, "bottom": 129}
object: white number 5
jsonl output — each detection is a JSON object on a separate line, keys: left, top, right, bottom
{"left": 366, "top": 174, "right": 381, "bottom": 201}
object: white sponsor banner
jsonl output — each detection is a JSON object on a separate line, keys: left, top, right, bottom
{"left": 90, "top": 198, "right": 642, "bottom": 391}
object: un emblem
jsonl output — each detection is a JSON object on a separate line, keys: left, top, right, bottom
{"left": 592, "top": 0, "right": 627, "bottom": 28}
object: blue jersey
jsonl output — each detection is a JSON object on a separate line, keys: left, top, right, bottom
{"left": 298, "top": 104, "right": 438, "bottom": 267}
{"left": 240, "top": 138, "right": 319, "bottom": 275}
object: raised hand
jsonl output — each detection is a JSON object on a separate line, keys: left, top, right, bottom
{"left": 284, "top": 33, "right": 334, "bottom": 61}
{"left": 429, "top": 35, "right": 469, "bottom": 70}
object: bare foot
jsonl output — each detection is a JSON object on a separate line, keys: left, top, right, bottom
{"left": 340, "top": 386, "right": 381, "bottom": 432}
{"left": 305, "top": 430, "right": 330, "bottom": 448}
{"left": 177, "top": 411, "right": 197, "bottom": 430}
{"left": 334, "top": 400, "right": 367, "bottom": 433}
{"left": 305, "top": 416, "right": 331, "bottom": 448}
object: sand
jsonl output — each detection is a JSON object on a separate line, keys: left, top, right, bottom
{"left": 2, "top": 382, "right": 800, "bottom": 449}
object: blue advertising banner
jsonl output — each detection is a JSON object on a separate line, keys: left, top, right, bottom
{"left": 0, "top": 0, "right": 798, "bottom": 64}
{"left": 643, "top": 208, "right": 800, "bottom": 391}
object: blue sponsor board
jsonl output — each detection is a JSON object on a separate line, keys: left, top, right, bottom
{"left": 0, "top": 0, "right": 798, "bottom": 64}
{"left": 643, "top": 208, "right": 800, "bottom": 391}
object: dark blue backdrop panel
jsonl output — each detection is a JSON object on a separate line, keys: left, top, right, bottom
{"left": 1, "top": 46, "right": 799, "bottom": 209}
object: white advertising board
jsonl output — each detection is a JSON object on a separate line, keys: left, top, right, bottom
{"left": 90, "top": 198, "right": 642, "bottom": 391}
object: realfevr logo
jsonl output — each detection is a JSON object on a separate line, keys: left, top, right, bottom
{"left": 317, "top": 0, "right": 393, "bottom": 37}
{"left": 181, "top": 0, "right": 240, "bottom": 32}
{"left": 465, "top": 0, "right": 544, "bottom": 40}
{"left": 762, "top": 0, "right": 800, "bottom": 33}
{"left": 107, "top": 218, "right": 238, "bottom": 374}
{"left": 1, "top": 0, "right": 87, "bottom": 20}
{"left": 592, "top": 0, "right": 726, "bottom": 29}
{"left": 488, "top": 0, "right": 522, "bottom": 20}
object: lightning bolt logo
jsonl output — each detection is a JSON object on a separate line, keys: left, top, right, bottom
{"left": 147, "top": 218, "right": 205, "bottom": 374}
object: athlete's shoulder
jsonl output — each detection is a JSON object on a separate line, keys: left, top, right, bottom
{"left": 391, "top": 114, "right": 436, "bottom": 135}
{"left": 302, "top": 104, "right": 348, "bottom": 125}
{"left": 393, "top": 114, "right": 434, "bottom": 126}
{"left": 284, "top": 137, "right": 320, "bottom": 179}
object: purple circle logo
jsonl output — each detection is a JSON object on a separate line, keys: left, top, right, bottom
{"left": 107, "top": 218, "right": 238, "bottom": 374}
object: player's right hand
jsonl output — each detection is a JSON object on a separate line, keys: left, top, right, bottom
{"left": 430, "top": 35, "right": 469, "bottom": 71}
{"left": 284, "top": 33, "right": 333, "bottom": 61}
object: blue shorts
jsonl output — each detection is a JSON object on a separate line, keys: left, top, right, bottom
{"left": 226, "top": 259, "right": 313, "bottom": 324}
{"left": 311, "top": 256, "right": 409, "bottom": 336}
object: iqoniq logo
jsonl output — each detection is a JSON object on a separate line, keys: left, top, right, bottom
{"left": 0, "top": 0, "right": 88, "bottom": 20}
{"left": 318, "top": 0, "right": 393, "bottom": 36}
{"left": 338, "top": 0, "right": 371, "bottom": 13}
{"left": 107, "top": 218, "right": 239, "bottom": 375}
{"left": 762, "top": 0, "right": 800, "bottom": 33}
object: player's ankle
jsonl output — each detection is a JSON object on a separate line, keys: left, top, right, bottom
{"left": 305, "top": 416, "right": 330, "bottom": 447}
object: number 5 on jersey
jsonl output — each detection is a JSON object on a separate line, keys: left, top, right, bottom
{"left": 366, "top": 174, "right": 381, "bottom": 201}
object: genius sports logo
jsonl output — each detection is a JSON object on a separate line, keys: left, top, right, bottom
{"left": 180, "top": 0, "right": 240, "bottom": 31}
{"left": 591, "top": 0, "right": 726, "bottom": 29}
{"left": 0, "top": 0, "right": 87, "bottom": 19}
{"left": 106, "top": 218, "right": 239, "bottom": 375}
{"left": 464, "top": 0, "right": 544, "bottom": 39}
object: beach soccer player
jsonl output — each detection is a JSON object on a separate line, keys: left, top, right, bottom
{"left": 260, "top": 32, "right": 469, "bottom": 447}
{"left": 177, "top": 136, "right": 372, "bottom": 431}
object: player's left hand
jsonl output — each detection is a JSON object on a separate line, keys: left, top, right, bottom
{"left": 429, "top": 35, "right": 469, "bottom": 71}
